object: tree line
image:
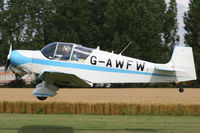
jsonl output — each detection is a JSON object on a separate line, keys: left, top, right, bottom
{"left": 184, "top": 0, "right": 200, "bottom": 87}
{"left": 1, "top": 0, "right": 198, "bottom": 88}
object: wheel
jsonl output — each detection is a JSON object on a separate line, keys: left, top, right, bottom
{"left": 179, "top": 86, "right": 184, "bottom": 93}
{"left": 37, "top": 96, "right": 47, "bottom": 100}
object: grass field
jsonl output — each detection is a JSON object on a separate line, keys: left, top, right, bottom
{"left": 0, "top": 114, "right": 200, "bottom": 133}
{"left": 0, "top": 88, "right": 200, "bottom": 104}
{"left": 0, "top": 88, "right": 200, "bottom": 133}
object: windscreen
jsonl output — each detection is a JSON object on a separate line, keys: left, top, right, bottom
{"left": 41, "top": 42, "right": 57, "bottom": 59}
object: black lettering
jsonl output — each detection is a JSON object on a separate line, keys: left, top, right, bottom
{"left": 137, "top": 62, "right": 145, "bottom": 71}
{"left": 126, "top": 60, "right": 133, "bottom": 69}
{"left": 116, "top": 60, "right": 124, "bottom": 69}
{"left": 106, "top": 59, "right": 112, "bottom": 67}
{"left": 99, "top": 61, "right": 105, "bottom": 63}
{"left": 90, "top": 56, "right": 97, "bottom": 65}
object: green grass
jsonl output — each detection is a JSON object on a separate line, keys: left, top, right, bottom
{"left": 0, "top": 114, "right": 200, "bottom": 133}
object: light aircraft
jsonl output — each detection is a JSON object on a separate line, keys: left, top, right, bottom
{"left": 5, "top": 42, "right": 196, "bottom": 100}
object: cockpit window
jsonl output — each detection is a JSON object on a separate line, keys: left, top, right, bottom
{"left": 41, "top": 42, "right": 57, "bottom": 59}
{"left": 71, "top": 46, "right": 93, "bottom": 61}
{"left": 57, "top": 43, "right": 73, "bottom": 60}
{"left": 41, "top": 42, "right": 73, "bottom": 60}
{"left": 74, "top": 47, "right": 93, "bottom": 53}
{"left": 41, "top": 42, "right": 93, "bottom": 61}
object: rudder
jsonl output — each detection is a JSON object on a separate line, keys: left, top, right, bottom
{"left": 170, "top": 45, "right": 196, "bottom": 82}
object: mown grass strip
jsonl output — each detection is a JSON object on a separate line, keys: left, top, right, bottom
{"left": 1, "top": 114, "right": 200, "bottom": 133}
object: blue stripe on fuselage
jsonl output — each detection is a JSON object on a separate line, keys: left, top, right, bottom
{"left": 11, "top": 50, "right": 180, "bottom": 78}
{"left": 10, "top": 50, "right": 32, "bottom": 67}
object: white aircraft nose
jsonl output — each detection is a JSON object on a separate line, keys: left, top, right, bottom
{"left": 10, "top": 50, "right": 32, "bottom": 67}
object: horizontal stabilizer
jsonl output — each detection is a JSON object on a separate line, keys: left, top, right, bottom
{"left": 155, "top": 64, "right": 174, "bottom": 72}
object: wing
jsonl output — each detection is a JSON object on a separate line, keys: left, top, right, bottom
{"left": 38, "top": 70, "right": 92, "bottom": 87}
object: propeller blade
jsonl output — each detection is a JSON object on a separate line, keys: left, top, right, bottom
{"left": 5, "top": 59, "right": 10, "bottom": 71}
{"left": 7, "top": 44, "right": 12, "bottom": 60}
{"left": 5, "top": 44, "right": 12, "bottom": 71}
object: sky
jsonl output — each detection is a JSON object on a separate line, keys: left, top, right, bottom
{"left": 165, "top": 0, "right": 190, "bottom": 44}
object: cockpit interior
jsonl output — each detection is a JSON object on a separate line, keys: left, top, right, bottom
{"left": 41, "top": 42, "right": 93, "bottom": 62}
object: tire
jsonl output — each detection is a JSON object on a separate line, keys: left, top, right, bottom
{"left": 179, "top": 87, "right": 184, "bottom": 93}
{"left": 37, "top": 96, "right": 47, "bottom": 100}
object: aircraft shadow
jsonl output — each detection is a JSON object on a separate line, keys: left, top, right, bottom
{"left": 0, "top": 126, "right": 158, "bottom": 133}
{"left": 17, "top": 125, "right": 73, "bottom": 133}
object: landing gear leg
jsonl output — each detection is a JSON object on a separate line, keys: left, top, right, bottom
{"left": 175, "top": 83, "right": 184, "bottom": 93}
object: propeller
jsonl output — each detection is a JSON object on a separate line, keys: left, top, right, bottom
{"left": 5, "top": 44, "right": 12, "bottom": 71}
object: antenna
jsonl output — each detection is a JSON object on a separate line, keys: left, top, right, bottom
{"left": 96, "top": 46, "right": 100, "bottom": 50}
{"left": 119, "top": 42, "right": 132, "bottom": 55}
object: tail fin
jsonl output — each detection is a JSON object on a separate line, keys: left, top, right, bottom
{"left": 170, "top": 45, "right": 196, "bottom": 82}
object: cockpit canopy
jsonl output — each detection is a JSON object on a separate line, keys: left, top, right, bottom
{"left": 41, "top": 42, "right": 93, "bottom": 61}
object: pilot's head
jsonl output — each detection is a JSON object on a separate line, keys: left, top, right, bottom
{"left": 62, "top": 45, "right": 71, "bottom": 54}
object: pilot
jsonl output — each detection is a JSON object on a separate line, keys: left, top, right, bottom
{"left": 61, "top": 45, "right": 71, "bottom": 60}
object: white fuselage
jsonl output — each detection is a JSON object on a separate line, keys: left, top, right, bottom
{"left": 10, "top": 49, "right": 177, "bottom": 84}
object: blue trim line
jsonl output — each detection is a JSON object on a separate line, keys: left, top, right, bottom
{"left": 175, "top": 45, "right": 186, "bottom": 47}
{"left": 33, "top": 93, "right": 51, "bottom": 96}
{"left": 11, "top": 50, "right": 185, "bottom": 78}
{"left": 10, "top": 50, "right": 32, "bottom": 67}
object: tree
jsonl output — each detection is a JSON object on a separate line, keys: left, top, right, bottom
{"left": 163, "top": 0, "right": 179, "bottom": 46}
{"left": 102, "top": 0, "right": 169, "bottom": 63}
{"left": 0, "top": 0, "right": 182, "bottom": 87}
{"left": 161, "top": 0, "right": 179, "bottom": 63}
{"left": 184, "top": 0, "right": 200, "bottom": 87}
